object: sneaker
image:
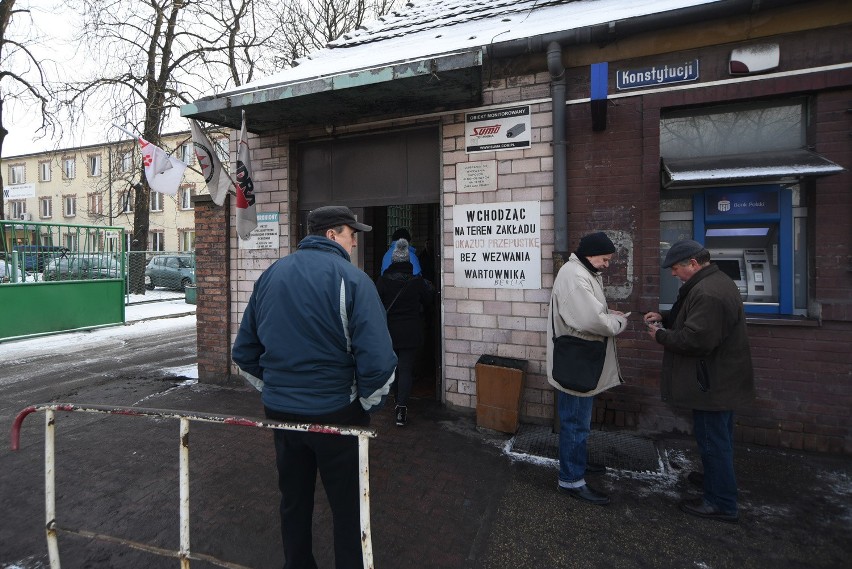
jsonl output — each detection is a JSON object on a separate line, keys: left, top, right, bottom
{"left": 395, "top": 405, "right": 407, "bottom": 426}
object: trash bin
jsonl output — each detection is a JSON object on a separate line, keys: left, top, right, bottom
{"left": 475, "top": 355, "right": 526, "bottom": 434}
{"left": 184, "top": 285, "right": 197, "bottom": 305}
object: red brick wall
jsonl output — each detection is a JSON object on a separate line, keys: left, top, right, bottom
{"left": 568, "top": 63, "right": 852, "bottom": 454}
{"left": 192, "top": 194, "right": 233, "bottom": 384}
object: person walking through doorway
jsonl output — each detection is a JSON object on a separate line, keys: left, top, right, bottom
{"left": 376, "top": 238, "right": 433, "bottom": 426}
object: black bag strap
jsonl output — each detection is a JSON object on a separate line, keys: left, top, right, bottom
{"left": 386, "top": 280, "right": 411, "bottom": 314}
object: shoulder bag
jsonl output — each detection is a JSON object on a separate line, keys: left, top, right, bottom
{"left": 550, "top": 304, "right": 607, "bottom": 393}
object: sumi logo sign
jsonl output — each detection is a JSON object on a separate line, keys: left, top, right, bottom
{"left": 465, "top": 105, "right": 531, "bottom": 153}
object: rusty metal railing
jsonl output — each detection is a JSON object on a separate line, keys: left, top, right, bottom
{"left": 10, "top": 403, "right": 378, "bottom": 569}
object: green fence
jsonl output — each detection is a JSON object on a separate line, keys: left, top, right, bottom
{"left": 1, "top": 220, "right": 126, "bottom": 340}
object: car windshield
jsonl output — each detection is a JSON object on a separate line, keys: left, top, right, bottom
{"left": 177, "top": 258, "right": 194, "bottom": 268}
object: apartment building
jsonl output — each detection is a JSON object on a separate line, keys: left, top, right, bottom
{"left": 2, "top": 130, "right": 228, "bottom": 252}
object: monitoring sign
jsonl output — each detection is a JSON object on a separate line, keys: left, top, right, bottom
{"left": 465, "top": 106, "right": 531, "bottom": 153}
{"left": 453, "top": 201, "right": 541, "bottom": 289}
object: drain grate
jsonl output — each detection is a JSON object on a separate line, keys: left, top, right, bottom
{"left": 509, "top": 424, "right": 663, "bottom": 473}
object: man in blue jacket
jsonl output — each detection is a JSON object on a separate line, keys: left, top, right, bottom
{"left": 233, "top": 205, "right": 397, "bottom": 569}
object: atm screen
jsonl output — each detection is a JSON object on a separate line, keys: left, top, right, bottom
{"left": 715, "top": 259, "right": 743, "bottom": 281}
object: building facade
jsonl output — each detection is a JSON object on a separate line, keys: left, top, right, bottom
{"left": 2, "top": 131, "right": 227, "bottom": 252}
{"left": 184, "top": 0, "right": 852, "bottom": 454}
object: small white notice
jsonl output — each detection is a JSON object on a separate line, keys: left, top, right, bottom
{"left": 458, "top": 160, "right": 497, "bottom": 192}
{"left": 238, "top": 212, "right": 279, "bottom": 250}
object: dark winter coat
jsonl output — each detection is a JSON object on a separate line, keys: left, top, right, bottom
{"left": 232, "top": 235, "right": 397, "bottom": 415}
{"left": 655, "top": 264, "right": 755, "bottom": 411}
{"left": 375, "top": 261, "right": 433, "bottom": 350}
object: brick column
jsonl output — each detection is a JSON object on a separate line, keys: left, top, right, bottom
{"left": 192, "top": 194, "right": 233, "bottom": 384}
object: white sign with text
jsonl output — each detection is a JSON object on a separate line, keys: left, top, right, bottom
{"left": 238, "top": 212, "right": 279, "bottom": 250}
{"left": 453, "top": 201, "right": 541, "bottom": 289}
{"left": 457, "top": 160, "right": 497, "bottom": 192}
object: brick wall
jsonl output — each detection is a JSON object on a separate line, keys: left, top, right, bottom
{"left": 192, "top": 193, "right": 233, "bottom": 384}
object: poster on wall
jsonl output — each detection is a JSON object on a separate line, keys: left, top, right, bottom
{"left": 238, "top": 212, "right": 279, "bottom": 250}
{"left": 465, "top": 106, "right": 531, "bottom": 153}
{"left": 453, "top": 201, "right": 541, "bottom": 289}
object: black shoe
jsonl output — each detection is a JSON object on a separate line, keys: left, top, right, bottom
{"left": 687, "top": 471, "right": 704, "bottom": 488}
{"left": 586, "top": 462, "right": 606, "bottom": 474}
{"left": 558, "top": 484, "right": 610, "bottom": 505}
{"left": 395, "top": 405, "right": 407, "bottom": 427}
{"left": 679, "top": 498, "right": 738, "bottom": 523}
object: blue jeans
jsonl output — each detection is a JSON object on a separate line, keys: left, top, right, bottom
{"left": 693, "top": 409, "right": 738, "bottom": 514}
{"left": 557, "top": 391, "right": 594, "bottom": 486}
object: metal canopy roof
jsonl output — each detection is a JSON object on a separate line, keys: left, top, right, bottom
{"left": 181, "top": 50, "right": 483, "bottom": 132}
{"left": 661, "top": 149, "right": 845, "bottom": 189}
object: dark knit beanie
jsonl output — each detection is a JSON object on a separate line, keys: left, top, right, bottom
{"left": 392, "top": 238, "right": 410, "bottom": 263}
{"left": 576, "top": 232, "right": 616, "bottom": 257}
{"left": 391, "top": 228, "right": 412, "bottom": 242}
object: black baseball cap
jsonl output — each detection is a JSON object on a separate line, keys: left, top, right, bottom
{"left": 662, "top": 239, "right": 706, "bottom": 268}
{"left": 307, "top": 206, "right": 372, "bottom": 233}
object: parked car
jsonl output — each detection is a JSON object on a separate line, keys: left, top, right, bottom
{"left": 42, "top": 254, "right": 122, "bottom": 282}
{"left": 13, "top": 245, "right": 66, "bottom": 273}
{"left": 145, "top": 255, "right": 195, "bottom": 290}
{"left": 0, "top": 257, "right": 25, "bottom": 283}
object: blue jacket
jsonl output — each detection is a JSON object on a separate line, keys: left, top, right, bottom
{"left": 232, "top": 235, "right": 397, "bottom": 415}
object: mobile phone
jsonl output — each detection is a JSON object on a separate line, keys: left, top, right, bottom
{"left": 623, "top": 312, "right": 632, "bottom": 318}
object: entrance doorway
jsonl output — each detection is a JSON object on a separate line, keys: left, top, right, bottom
{"left": 369, "top": 203, "right": 441, "bottom": 401}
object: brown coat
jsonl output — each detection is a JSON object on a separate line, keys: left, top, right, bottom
{"left": 655, "top": 264, "right": 755, "bottom": 410}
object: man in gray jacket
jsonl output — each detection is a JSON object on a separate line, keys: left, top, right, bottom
{"left": 645, "top": 239, "right": 755, "bottom": 523}
{"left": 233, "top": 205, "right": 397, "bottom": 568}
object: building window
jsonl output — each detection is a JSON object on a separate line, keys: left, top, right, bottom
{"left": 40, "top": 197, "right": 53, "bottom": 219}
{"left": 122, "top": 191, "right": 134, "bottom": 213}
{"left": 179, "top": 142, "right": 194, "bottom": 165}
{"left": 64, "top": 195, "right": 77, "bottom": 217}
{"left": 121, "top": 151, "right": 133, "bottom": 173}
{"left": 39, "top": 161, "right": 52, "bottom": 182}
{"left": 9, "top": 164, "right": 25, "bottom": 185}
{"left": 150, "top": 191, "right": 163, "bottom": 212}
{"left": 180, "top": 185, "right": 194, "bottom": 210}
{"left": 11, "top": 200, "right": 26, "bottom": 219}
{"left": 63, "top": 158, "right": 76, "bottom": 180}
{"left": 148, "top": 231, "right": 165, "bottom": 252}
{"left": 88, "top": 193, "right": 103, "bottom": 215}
{"left": 180, "top": 230, "right": 196, "bottom": 251}
{"left": 88, "top": 154, "right": 102, "bottom": 176}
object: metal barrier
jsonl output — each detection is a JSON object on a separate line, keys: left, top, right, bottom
{"left": 10, "top": 403, "right": 377, "bottom": 569}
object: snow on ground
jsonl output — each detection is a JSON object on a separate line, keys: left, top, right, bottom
{"left": 0, "top": 300, "right": 196, "bottom": 360}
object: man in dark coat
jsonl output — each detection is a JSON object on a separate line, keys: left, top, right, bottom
{"left": 645, "top": 239, "right": 755, "bottom": 523}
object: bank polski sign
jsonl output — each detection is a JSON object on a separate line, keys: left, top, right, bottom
{"left": 453, "top": 201, "right": 541, "bottom": 289}
{"left": 616, "top": 59, "right": 699, "bottom": 90}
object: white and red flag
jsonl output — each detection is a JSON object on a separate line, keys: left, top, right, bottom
{"left": 236, "top": 111, "right": 258, "bottom": 240}
{"left": 189, "top": 120, "right": 231, "bottom": 206}
{"left": 138, "top": 137, "right": 187, "bottom": 195}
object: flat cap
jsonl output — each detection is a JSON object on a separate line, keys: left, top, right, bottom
{"left": 662, "top": 239, "right": 705, "bottom": 268}
{"left": 307, "top": 206, "right": 372, "bottom": 233}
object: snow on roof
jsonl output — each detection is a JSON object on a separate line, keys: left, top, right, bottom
{"left": 230, "top": 0, "right": 721, "bottom": 95}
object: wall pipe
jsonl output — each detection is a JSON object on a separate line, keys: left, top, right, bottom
{"left": 547, "top": 42, "right": 569, "bottom": 259}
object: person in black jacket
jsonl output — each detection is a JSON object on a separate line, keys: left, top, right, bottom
{"left": 376, "top": 238, "right": 433, "bottom": 426}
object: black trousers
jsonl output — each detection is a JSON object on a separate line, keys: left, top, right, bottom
{"left": 265, "top": 401, "right": 369, "bottom": 569}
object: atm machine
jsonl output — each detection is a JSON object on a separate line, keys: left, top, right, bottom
{"left": 693, "top": 185, "right": 793, "bottom": 314}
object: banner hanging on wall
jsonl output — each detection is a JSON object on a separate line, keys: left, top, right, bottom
{"left": 453, "top": 201, "right": 541, "bottom": 289}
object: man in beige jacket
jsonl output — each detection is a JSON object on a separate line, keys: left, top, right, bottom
{"left": 547, "top": 232, "right": 628, "bottom": 505}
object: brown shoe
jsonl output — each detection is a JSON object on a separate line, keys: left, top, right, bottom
{"left": 679, "top": 498, "right": 738, "bottom": 523}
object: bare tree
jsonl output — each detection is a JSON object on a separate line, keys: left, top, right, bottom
{"left": 0, "top": 0, "right": 57, "bottom": 219}
{"left": 61, "top": 0, "right": 281, "bottom": 291}
{"left": 273, "top": 0, "right": 403, "bottom": 68}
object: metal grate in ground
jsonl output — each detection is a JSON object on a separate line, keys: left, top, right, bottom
{"left": 509, "top": 424, "right": 663, "bottom": 473}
